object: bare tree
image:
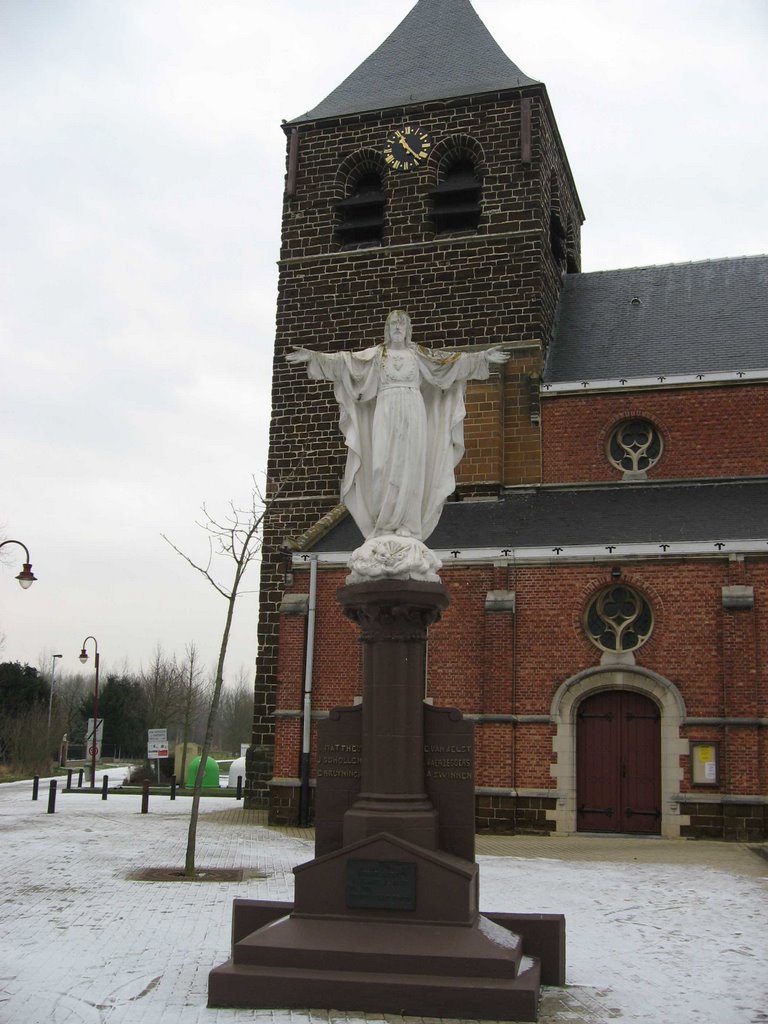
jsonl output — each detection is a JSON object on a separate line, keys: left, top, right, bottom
{"left": 140, "top": 646, "right": 185, "bottom": 733}
{"left": 4, "top": 705, "right": 50, "bottom": 773}
{"left": 214, "top": 668, "right": 255, "bottom": 755}
{"left": 162, "top": 478, "right": 277, "bottom": 877}
{"left": 47, "top": 672, "right": 88, "bottom": 756}
{"left": 177, "top": 642, "right": 206, "bottom": 786}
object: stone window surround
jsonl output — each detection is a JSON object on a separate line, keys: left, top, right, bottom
{"left": 549, "top": 665, "right": 689, "bottom": 839}
{"left": 606, "top": 416, "right": 664, "bottom": 480}
{"left": 583, "top": 582, "right": 654, "bottom": 654}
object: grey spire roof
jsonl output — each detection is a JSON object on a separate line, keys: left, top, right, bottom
{"left": 546, "top": 255, "right": 768, "bottom": 382}
{"left": 291, "top": 0, "right": 539, "bottom": 124}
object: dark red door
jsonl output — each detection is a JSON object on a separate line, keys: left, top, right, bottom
{"left": 577, "top": 690, "right": 661, "bottom": 834}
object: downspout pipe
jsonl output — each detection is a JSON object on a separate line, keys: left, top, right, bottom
{"left": 299, "top": 553, "right": 318, "bottom": 827}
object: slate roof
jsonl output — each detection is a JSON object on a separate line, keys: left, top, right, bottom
{"left": 546, "top": 255, "right": 768, "bottom": 383}
{"left": 290, "top": 0, "right": 538, "bottom": 124}
{"left": 309, "top": 479, "right": 768, "bottom": 552}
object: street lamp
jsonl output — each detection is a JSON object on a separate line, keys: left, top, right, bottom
{"left": 46, "top": 653, "right": 63, "bottom": 753}
{"left": 78, "top": 637, "right": 100, "bottom": 789}
{"left": 0, "top": 539, "right": 37, "bottom": 588}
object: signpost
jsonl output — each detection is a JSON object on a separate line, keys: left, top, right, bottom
{"left": 86, "top": 718, "right": 104, "bottom": 763}
{"left": 147, "top": 729, "right": 169, "bottom": 781}
{"left": 147, "top": 729, "right": 169, "bottom": 760}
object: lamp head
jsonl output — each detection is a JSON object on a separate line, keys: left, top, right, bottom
{"left": 16, "top": 563, "right": 36, "bottom": 589}
{"left": 79, "top": 649, "right": 88, "bottom": 664}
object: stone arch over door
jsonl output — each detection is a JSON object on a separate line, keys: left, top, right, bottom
{"left": 549, "top": 666, "right": 689, "bottom": 838}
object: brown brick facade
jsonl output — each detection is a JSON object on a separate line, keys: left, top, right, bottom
{"left": 542, "top": 384, "right": 768, "bottom": 484}
{"left": 268, "top": 555, "right": 767, "bottom": 837}
{"left": 247, "top": 84, "right": 582, "bottom": 807}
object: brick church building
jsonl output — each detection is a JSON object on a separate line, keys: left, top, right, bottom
{"left": 246, "top": 0, "right": 767, "bottom": 841}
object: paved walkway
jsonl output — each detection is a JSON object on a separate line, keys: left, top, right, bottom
{"left": 0, "top": 774, "right": 765, "bottom": 1024}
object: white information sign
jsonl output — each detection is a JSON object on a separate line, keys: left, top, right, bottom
{"left": 147, "top": 728, "right": 169, "bottom": 759}
{"left": 86, "top": 718, "right": 104, "bottom": 761}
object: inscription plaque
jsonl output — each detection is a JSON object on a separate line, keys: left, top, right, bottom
{"left": 315, "top": 706, "right": 363, "bottom": 857}
{"left": 346, "top": 859, "right": 417, "bottom": 911}
{"left": 424, "top": 705, "right": 475, "bottom": 861}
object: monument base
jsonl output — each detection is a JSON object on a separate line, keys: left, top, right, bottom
{"left": 209, "top": 833, "right": 564, "bottom": 1021}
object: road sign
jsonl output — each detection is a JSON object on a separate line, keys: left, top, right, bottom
{"left": 86, "top": 719, "right": 104, "bottom": 762}
{"left": 147, "top": 728, "right": 168, "bottom": 759}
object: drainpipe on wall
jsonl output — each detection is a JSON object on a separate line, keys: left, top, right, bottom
{"left": 298, "top": 553, "right": 318, "bottom": 827}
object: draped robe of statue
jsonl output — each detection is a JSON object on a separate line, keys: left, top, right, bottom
{"left": 302, "top": 339, "right": 498, "bottom": 579}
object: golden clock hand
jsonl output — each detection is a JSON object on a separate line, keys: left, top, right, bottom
{"left": 397, "top": 133, "right": 421, "bottom": 159}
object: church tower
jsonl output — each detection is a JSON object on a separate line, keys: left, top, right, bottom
{"left": 246, "top": 0, "right": 583, "bottom": 806}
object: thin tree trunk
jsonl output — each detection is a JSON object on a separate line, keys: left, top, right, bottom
{"left": 185, "top": 592, "right": 237, "bottom": 876}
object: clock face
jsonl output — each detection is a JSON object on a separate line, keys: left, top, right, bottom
{"left": 383, "top": 125, "right": 432, "bottom": 171}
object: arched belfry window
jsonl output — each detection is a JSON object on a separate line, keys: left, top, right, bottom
{"left": 428, "top": 138, "right": 484, "bottom": 235}
{"left": 549, "top": 170, "right": 567, "bottom": 267}
{"left": 565, "top": 219, "right": 579, "bottom": 274}
{"left": 334, "top": 166, "right": 386, "bottom": 248}
{"left": 429, "top": 158, "right": 481, "bottom": 233}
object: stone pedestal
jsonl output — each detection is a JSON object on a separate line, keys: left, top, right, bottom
{"left": 339, "top": 581, "right": 446, "bottom": 850}
{"left": 209, "top": 580, "right": 563, "bottom": 1021}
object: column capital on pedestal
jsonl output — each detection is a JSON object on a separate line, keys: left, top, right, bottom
{"left": 338, "top": 580, "right": 449, "bottom": 642}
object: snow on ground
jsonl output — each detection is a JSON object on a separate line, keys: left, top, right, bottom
{"left": 0, "top": 772, "right": 766, "bottom": 1024}
{"left": 479, "top": 855, "right": 767, "bottom": 1022}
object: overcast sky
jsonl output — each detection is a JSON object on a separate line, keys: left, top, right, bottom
{"left": 1, "top": 0, "right": 766, "bottom": 685}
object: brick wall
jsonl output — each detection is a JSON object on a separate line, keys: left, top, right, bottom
{"left": 270, "top": 557, "right": 767, "bottom": 830}
{"left": 542, "top": 384, "right": 768, "bottom": 483}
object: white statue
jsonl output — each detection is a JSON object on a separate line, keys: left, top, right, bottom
{"left": 287, "top": 310, "right": 508, "bottom": 582}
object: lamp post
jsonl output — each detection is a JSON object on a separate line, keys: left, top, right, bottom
{"left": 46, "top": 653, "right": 63, "bottom": 752}
{"left": 78, "top": 637, "right": 100, "bottom": 789}
{"left": 0, "top": 540, "right": 37, "bottom": 588}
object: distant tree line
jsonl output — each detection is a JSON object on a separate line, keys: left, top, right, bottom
{"left": 0, "top": 645, "right": 254, "bottom": 774}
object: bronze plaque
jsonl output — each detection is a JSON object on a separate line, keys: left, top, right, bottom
{"left": 346, "top": 859, "right": 417, "bottom": 911}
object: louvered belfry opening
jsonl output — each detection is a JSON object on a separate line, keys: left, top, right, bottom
{"left": 334, "top": 171, "right": 386, "bottom": 247}
{"left": 429, "top": 157, "right": 482, "bottom": 233}
{"left": 549, "top": 171, "right": 567, "bottom": 266}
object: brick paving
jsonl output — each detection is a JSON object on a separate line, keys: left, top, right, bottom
{"left": 0, "top": 777, "right": 765, "bottom": 1024}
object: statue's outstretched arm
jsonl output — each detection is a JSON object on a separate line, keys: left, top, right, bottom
{"left": 485, "top": 346, "right": 510, "bottom": 365}
{"left": 286, "top": 346, "right": 312, "bottom": 364}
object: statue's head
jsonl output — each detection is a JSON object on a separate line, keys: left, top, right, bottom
{"left": 384, "top": 309, "right": 412, "bottom": 349}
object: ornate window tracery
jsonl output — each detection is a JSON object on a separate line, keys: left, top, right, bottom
{"left": 607, "top": 419, "right": 662, "bottom": 477}
{"left": 584, "top": 585, "right": 653, "bottom": 653}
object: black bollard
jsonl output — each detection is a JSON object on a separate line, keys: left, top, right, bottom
{"left": 170, "top": 775, "right": 176, "bottom": 801}
{"left": 77, "top": 769, "right": 84, "bottom": 789}
{"left": 101, "top": 775, "right": 109, "bottom": 800}
{"left": 66, "top": 769, "right": 73, "bottom": 792}
{"left": 32, "top": 775, "right": 39, "bottom": 801}
{"left": 141, "top": 778, "right": 150, "bottom": 814}
{"left": 236, "top": 775, "right": 243, "bottom": 801}
{"left": 47, "top": 779, "right": 57, "bottom": 814}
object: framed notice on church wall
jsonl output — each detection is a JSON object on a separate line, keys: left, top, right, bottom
{"left": 690, "top": 741, "right": 720, "bottom": 786}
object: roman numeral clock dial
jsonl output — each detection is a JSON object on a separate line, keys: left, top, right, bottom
{"left": 383, "top": 125, "right": 432, "bottom": 171}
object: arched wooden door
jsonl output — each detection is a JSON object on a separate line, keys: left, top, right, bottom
{"left": 576, "top": 690, "right": 661, "bottom": 834}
